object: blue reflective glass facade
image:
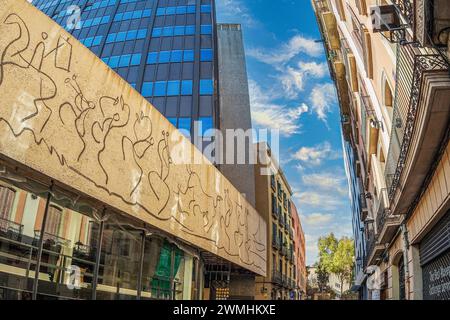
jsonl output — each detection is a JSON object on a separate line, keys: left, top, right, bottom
{"left": 342, "top": 139, "right": 368, "bottom": 299}
{"left": 33, "top": 0, "right": 216, "bottom": 138}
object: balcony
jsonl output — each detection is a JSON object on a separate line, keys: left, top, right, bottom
{"left": 0, "top": 216, "right": 24, "bottom": 241}
{"left": 272, "top": 237, "right": 281, "bottom": 251}
{"left": 359, "top": 193, "right": 369, "bottom": 221}
{"left": 271, "top": 176, "right": 276, "bottom": 191}
{"left": 281, "top": 245, "right": 288, "bottom": 256}
{"left": 282, "top": 274, "right": 288, "bottom": 287}
{"left": 33, "top": 230, "right": 71, "bottom": 248}
{"left": 272, "top": 202, "right": 280, "bottom": 220}
{"left": 272, "top": 270, "right": 282, "bottom": 285}
{"left": 364, "top": 230, "right": 385, "bottom": 267}
{"left": 385, "top": 44, "right": 450, "bottom": 215}
{"left": 374, "top": 188, "right": 403, "bottom": 244}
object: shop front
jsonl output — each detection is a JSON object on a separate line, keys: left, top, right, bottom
{"left": 0, "top": 179, "right": 200, "bottom": 300}
{"left": 420, "top": 210, "right": 450, "bottom": 300}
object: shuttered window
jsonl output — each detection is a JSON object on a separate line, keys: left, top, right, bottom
{"left": 0, "top": 186, "right": 15, "bottom": 221}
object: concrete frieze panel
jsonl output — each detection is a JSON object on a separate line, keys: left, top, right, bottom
{"left": 0, "top": 0, "right": 266, "bottom": 276}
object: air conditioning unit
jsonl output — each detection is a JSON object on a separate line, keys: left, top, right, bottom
{"left": 370, "top": 5, "right": 401, "bottom": 33}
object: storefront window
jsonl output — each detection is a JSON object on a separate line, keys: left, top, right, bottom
{"left": 0, "top": 181, "right": 196, "bottom": 300}
{"left": 35, "top": 188, "right": 100, "bottom": 300}
{"left": 96, "top": 221, "right": 143, "bottom": 300}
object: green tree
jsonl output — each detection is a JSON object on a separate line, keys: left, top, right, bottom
{"left": 317, "top": 233, "right": 355, "bottom": 297}
{"left": 315, "top": 262, "right": 329, "bottom": 293}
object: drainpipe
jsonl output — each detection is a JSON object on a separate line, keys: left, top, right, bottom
{"left": 401, "top": 222, "right": 410, "bottom": 299}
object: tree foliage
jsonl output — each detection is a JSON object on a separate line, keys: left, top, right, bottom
{"left": 317, "top": 233, "right": 355, "bottom": 296}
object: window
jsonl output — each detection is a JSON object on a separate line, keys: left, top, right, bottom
{"left": 199, "top": 116, "right": 213, "bottom": 136}
{"left": 119, "top": 54, "right": 131, "bottom": 67}
{"left": 200, "top": 25, "right": 212, "bottom": 35}
{"left": 178, "top": 118, "right": 191, "bottom": 134}
{"left": 183, "top": 50, "right": 194, "bottom": 62}
{"left": 181, "top": 80, "right": 193, "bottom": 95}
{"left": 45, "top": 205, "right": 63, "bottom": 236}
{"left": 0, "top": 186, "right": 15, "bottom": 222}
{"left": 147, "top": 52, "right": 158, "bottom": 64}
{"left": 159, "top": 51, "right": 171, "bottom": 63}
{"left": 200, "top": 79, "right": 214, "bottom": 95}
{"left": 167, "top": 81, "right": 180, "bottom": 96}
{"left": 200, "top": 49, "right": 213, "bottom": 61}
{"left": 154, "top": 81, "right": 167, "bottom": 97}
{"left": 201, "top": 5, "right": 212, "bottom": 13}
{"left": 109, "top": 56, "right": 120, "bottom": 68}
{"left": 142, "top": 82, "right": 153, "bottom": 97}
{"left": 152, "top": 27, "right": 162, "bottom": 37}
{"left": 171, "top": 50, "right": 183, "bottom": 63}
{"left": 167, "top": 117, "right": 177, "bottom": 127}
{"left": 130, "top": 53, "right": 141, "bottom": 66}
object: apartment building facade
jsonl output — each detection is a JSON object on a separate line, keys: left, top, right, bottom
{"left": 0, "top": 0, "right": 267, "bottom": 300}
{"left": 313, "top": 0, "right": 450, "bottom": 300}
{"left": 291, "top": 203, "right": 307, "bottom": 299}
{"left": 253, "top": 143, "right": 300, "bottom": 300}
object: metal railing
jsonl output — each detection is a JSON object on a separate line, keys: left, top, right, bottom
{"left": 272, "top": 270, "right": 282, "bottom": 285}
{"left": 272, "top": 237, "right": 281, "bottom": 250}
{"left": 33, "top": 230, "right": 71, "bottom": 247}
{"left": 364, "top": 230, "right": 376, "bottom": 267}
{"left": 0, "top": 216, "right": 24, "bottom": 238}
{"left": 385, "top": 44, "right": 449, "bottom": 201}
{"left": 392, "top": 0, "right": 414, "bottom": 26}
{"left": 374, "top": 188, "right": 389, "bottom": 233}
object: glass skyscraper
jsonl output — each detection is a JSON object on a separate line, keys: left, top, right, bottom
{"left": 33, "top": 0, "right": 217, "bottom": 138}
{"left": 33, "top": 0, "right": 257, "bottom": 205}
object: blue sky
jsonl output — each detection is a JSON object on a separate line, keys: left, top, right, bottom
{"left": 216, "top": 0, "right": 353, "bottom": 265}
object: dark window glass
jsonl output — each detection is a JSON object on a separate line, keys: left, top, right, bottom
{"left": 199, "top": 95, "right": 213, "bottom": 116}
{"left": 165, "top": 97, "right": 178, "bottom": 117}
{"left": 156, "top": 64, "right": 169, "bottom": 80}
{"left": 180, "top": 96, "right": 192, "bottom": 116}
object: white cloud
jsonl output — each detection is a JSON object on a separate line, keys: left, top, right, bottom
{"left": 249, "top": 80, "right": 308, "bottom": 136}
{"left": 302, "top": 172, "right": 348, "bottom": 196}
{"left": 277, "top": 61, "right": 328, "bottom": 99}
{"left": 294, "top": 191, "right": 343, "bottom": 210}
{"left": 301, "top": 213, "right": 334, "bottom": 225}
{"left": 298, "top": 61, "right": 328, "bottom": 78}
{"left": 248, "top": 35, "right": 323, "bottom": 65}
{"left": 216, "top": 0, "right": 259, "bottom": 28}
{"left": 292, "top": 141, "right": 339, "bottom": 166}
{"left": 309, "top": 83, "right": 337, "bottom": 122}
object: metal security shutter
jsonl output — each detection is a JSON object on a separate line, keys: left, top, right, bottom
{"left": 420, "top": 210, "right": 450, "bottom": 266}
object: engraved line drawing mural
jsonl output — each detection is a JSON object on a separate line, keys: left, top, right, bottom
{"left": 0, "top": 1, "right": 266, "bottom": 274}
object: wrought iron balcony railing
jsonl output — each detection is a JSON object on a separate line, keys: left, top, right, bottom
{"left": 385, "top": 44, "right": 449, "bottom": 202}
{"left": 0, "top": 216, "right": 24, "bottom": 239}
{"left": 33, "top": 230, "right": 71, "bottom": 247}
{"left": 392, "top": 0, "right": 414, "bottom": 27}
{"left": 272, "top": 270, "right": 282, "bottom": 285}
